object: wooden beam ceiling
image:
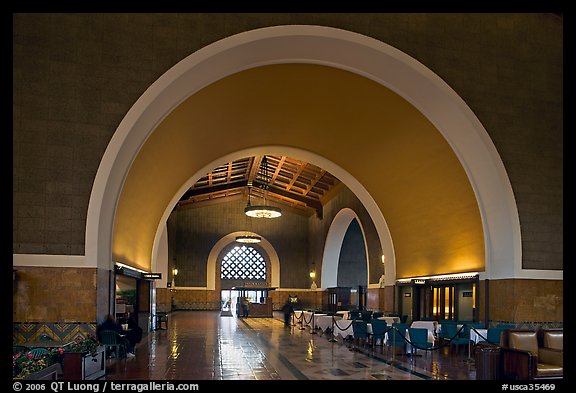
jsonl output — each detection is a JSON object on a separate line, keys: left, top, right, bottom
{"left": 178, "top": 155, "right": 340, "bottom": 218}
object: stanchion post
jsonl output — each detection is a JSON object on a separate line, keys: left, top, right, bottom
{"left": 310, "top": 311, "right": 317, "bottom": 334}
{"left": 463, "top": 325, "right": 474, "bottom": 363}
{"left": 328, "top": 316, "right": 338, "bottom": 342}
{"left": 392, "top": 326, "right": 395, "bottom": 361}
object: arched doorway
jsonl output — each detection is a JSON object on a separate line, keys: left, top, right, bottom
{"left": 322, "top": 208, "right": 370, "bottom": 311}
{"left": 218, "top": 242, "right": 270, "bottom": 317}
{"left": 321, "top": 208, "right": 370, "bottom": 289}
{"left": 207, "top": 232, "right": 281, "bottom": 291}
{"left": 338, "top": 218, "right": 369, "bottom": 309}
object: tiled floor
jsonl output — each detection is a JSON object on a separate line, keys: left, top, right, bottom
{"left": 104, "top": 310, "right": 478, "bottom": 381}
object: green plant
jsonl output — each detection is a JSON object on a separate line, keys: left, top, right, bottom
{"left": 12, "top": 347, "right": 63, "bottom": 378}
{"left": 65, "top": 333, "right": 100, "bottom": 356}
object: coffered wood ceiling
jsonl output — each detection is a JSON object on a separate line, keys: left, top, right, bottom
{"left": 177, "top": 155, "right": 341, "bottom": 218}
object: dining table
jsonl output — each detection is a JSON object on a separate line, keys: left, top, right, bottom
{"left": 332, "top": 318, "right": 355, "bottom": 338}
{"left": 310, "top": 313, "right": 328, "bottom": 329}
{"left": 315, "top": 315, "right": 342, "bottom": 332}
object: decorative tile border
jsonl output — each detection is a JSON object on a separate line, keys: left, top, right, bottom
{"left": 13, "top": 322, "right": 97, "bottom": 344}
{"left": 489, "top": 320, "right": 563, "bottom": 330}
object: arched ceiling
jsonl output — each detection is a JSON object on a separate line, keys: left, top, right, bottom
{"left": 112, "top": 63, "right": 485, "bottom": 278}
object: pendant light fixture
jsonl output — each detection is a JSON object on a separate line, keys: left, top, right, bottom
{"left": 244, "top": 156, "right": 282, "bottom": 218}
{"left": 235, "top": 234, "right": 262, "bottom": 243}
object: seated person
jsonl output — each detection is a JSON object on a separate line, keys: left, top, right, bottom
{"left": 125, "top": 314, "right": 143, "bottom": 353}
{"left": 97, "top": 314, "right": 134, "bottom": 356}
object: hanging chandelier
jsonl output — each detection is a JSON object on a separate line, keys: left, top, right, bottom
{"left": 244, "top": 203, "right": 282, "bottom": 218}
{"left": 244, "top": 156, "right": 282, "bottom": 218}
{"left": 235, "top": 234, "right": 262, "bottom": 244}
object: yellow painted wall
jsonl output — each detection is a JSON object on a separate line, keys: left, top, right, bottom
{"left": 13, "top": 267, "right": 97, "bottom": 322}
{"left": 113, "top": 64, "right": 484, "bottom": 278}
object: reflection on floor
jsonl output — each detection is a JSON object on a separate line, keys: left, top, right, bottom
{"left": 104, "top": 310, "right": 477, "bottom": 381}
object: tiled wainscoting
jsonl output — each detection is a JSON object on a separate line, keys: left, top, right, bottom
{"left": 13, "top": 322, "right": 96, "bottom": 344}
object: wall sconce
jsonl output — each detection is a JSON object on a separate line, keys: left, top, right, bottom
{"left": 309, "top": 265, "right": 317, "bottom": 290}
{"left": 171, "top": 267, "right": 178, "bottom": 289}
{"left": 379, "top": 255, "right": 386, "bottom": 288}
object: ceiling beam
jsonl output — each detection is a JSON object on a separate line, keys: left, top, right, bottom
{"left": 248, "top": 156, "right": 263, "bottom": 185}
{"left": 304, "top": 169, "right": 326, "bottom": 196}
{"left": 253, "top": 179, "right": 323, "bottom": 218}
{"left": 269, "top": 156, "right": 285, "bottom": 184}
{"left": 180, "top": 180, "right": 248, "bottom": 200}
{"left": 286, "top": 160, "right": 307, "bottom": 192}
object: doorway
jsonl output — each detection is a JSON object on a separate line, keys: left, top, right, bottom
{"left": 221, "top": 289, "right": 267, "bottom": 317}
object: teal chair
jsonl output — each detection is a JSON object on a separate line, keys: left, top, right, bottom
{"left": 361, "top": 311, "right": 373, "bottom": 321}
{"left": 351, "top": 320, "right": 369, "bottom": 347}
{"left": 386, "top": 323, "right": 407, "bottom": 355}
{"left": 407, "top": 327, "right": 433, "bottom": 357}
{"left": 372, "top": 312, "right": 384, "bottom": 319}
{"left": 483, "top": 327, "right": 506, "bottom": 346}
{"left": 440, "top": 322, "right": 468, "bottom": 354}
{"left": 99, "top": 330, "right": 128, "bottom": 359}
{"left": 28, "top": 348, "right": 49, "bottom": 359}
{"left": 349, "top": 311, "right": 362, "bottom": 320}
{"left": 369, "top": 319, "right": 388, "bottom": 347}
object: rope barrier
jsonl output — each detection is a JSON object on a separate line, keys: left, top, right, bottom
{"left": 351, "top": 323, "right": 476, "bottom": 354}
{"left": 328, "top": 316, "right": 339, "bottom": 342}
{"left": 301, "top": 311, "right": 314, "bottom": 326}
{"left": 290, "top": 314, "right": 493, "bottom": 358}
{"left": 469, "top": 326, "right": 501, "bottom": 346}
{"left": 332, "top": 318, "right": 354, "bottom": 331}
{"left": 292, "top": 311, "right": 303, "bottom": 322}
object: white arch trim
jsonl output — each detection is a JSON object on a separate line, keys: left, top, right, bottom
{"left": 206, "top": 232, "right": 280, "bottom": 291}
{"left": 86, "top": 25, "right": 559, "bottom": 281}
{"left": 151, "top": 222, "right": 169, "bottom": 289}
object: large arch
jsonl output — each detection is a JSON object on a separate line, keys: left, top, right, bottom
{"left": 86, "top": 25, "right": 549, "bottom": 288}
{"left": 321, "top": 208, "right": 373, "bottom": 290}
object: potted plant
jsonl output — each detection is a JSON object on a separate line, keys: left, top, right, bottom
{"left": 62, "top": 333, "right": 106, "bottom": 380}
{"left": 13, "top": 348, "right": 63, "bottom": 380}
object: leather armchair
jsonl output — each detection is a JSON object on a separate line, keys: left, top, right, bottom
{"left": 501, "top": 329, "right": 563, "bottom": 380}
